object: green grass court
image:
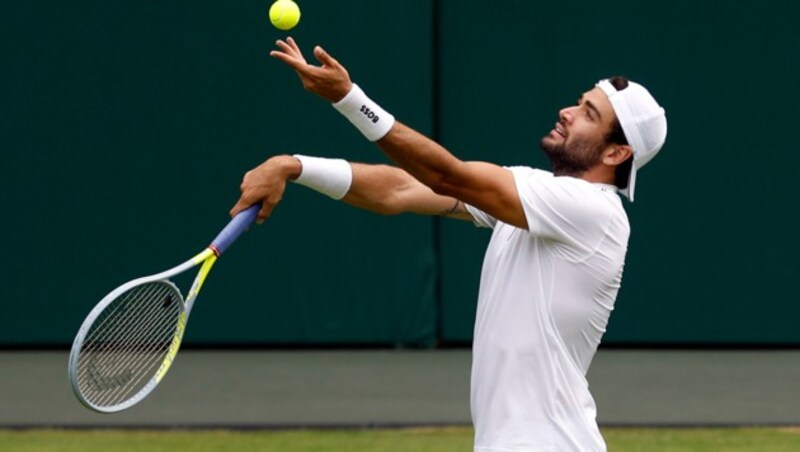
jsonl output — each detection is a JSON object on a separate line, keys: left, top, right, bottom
{"left": 2, "top": 427, "right": 800, "bottom": 451}
{"left": 4, "top": 350, "right": 800, "bottom": 450}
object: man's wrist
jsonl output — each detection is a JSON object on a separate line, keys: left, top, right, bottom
{"left": 290, "top": 154, "right": 353, "bottom": 200}
{"left": 271, "top": 155, "right": 303, "bottom": 181}
{"left": 330, "top": 81, "right": 354, "bottom": 103}
{"left": 332, "top": 83, "right": 395, "bottom": 142}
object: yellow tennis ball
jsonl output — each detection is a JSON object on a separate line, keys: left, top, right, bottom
{"left": 269, "top": 0, "right": 301, "bottom": 31}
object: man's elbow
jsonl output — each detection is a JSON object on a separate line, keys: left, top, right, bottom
{"left": 426, "top": 161, "right": 468, "bottom": 198}
{"left": 428, "top": 177, "right": 460, "bottom": 199}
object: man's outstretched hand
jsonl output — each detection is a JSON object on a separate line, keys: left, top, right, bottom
{"left": 270, "top": 37, "right": 353, "bottom": 103}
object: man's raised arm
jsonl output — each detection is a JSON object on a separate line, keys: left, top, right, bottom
{"left": 269, "top": 38, "right": 527, "bottom": 229}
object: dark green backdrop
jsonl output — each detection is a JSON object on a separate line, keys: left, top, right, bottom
{"left": 3, "top": 1, "right": 798, "bottom": 347}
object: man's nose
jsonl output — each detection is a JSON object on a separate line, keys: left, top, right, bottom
{"left": 559, "top": 107, "right": 575, "bottom": 124}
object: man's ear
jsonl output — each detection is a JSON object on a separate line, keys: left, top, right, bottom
{"left": 603, "top": 145, "right": 633, "bottom": 166}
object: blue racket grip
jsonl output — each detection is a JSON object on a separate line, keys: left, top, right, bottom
{"left": 209, "top": 204, "right": 260, "bottom": 256}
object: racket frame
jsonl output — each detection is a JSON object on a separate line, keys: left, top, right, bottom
{"left": 68, "top": 248, "right": 216, "bottom": 413}
{"left": 68, "top": 204, "right": 259, "bottom": 413}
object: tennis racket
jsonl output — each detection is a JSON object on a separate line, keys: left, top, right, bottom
{"left": 68, "top": 204, "right": 260, "bottom": 413}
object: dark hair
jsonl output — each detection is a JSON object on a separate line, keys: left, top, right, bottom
{"left": 605, "top": 76, "right": 632, "bottom": 189}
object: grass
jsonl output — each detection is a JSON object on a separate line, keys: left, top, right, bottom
{"left": 1, "top": 427, "right": 800, "bottom": 451}
{"left": 602, "top": 427, "right": 800, "bottom": 452}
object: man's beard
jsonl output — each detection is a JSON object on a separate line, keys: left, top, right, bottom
{"left": 539, "top": 135, "right": 605, "bottom": 176}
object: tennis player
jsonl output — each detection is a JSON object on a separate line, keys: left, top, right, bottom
{"left": 231, "top": 37, "right": 667, "bottom": 452}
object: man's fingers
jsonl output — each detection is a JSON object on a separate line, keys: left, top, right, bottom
{"left": 286, "top": 36, "right": 302, "bottom": 54}
{"left": 270, "top": 50, "right": 313, "bottom": 74}
{"left": 233, "top": 197, "right": 273, "bottom": 224}
{"left": 272, "top": 41, "right": 342, "bottom": 78}
{"left": 230, "top": 198, "right": 251, "bottom": 218}
{"left": 313, "top": 46, "right": 341, "bottom": 69}
{"left": 276, "top": 39, "right": 305, "bottom": 61}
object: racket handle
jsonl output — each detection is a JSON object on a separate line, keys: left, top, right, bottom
{"left": 209, "top": 204, "right": 260, "bottom": 256}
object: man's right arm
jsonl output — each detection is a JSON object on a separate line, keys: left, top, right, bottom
{"left": 344, "top": 162, "right": 473, "bottom": 220}
{"left": 230, "top": 155, "right": 473, "bottom": 222}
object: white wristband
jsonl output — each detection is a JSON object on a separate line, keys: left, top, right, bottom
{"left": 332, "top": 83, "right": 396, "bottom": 142}
{"left": 292, "top": 155, "right": 353, "bottom": 200}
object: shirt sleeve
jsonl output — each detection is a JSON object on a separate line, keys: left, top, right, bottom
{"left": 465, "top": 203, "right": 497, "bottom": 229}
{"left": 464, "top": 165, "right": 537, "bottom": 229}
{"left": 511, "top": 167, "right": 611, "bottom": 249}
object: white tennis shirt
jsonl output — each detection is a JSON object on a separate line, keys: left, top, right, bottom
{"left": 466, "top": 167, "right": 630, "bottom": 452}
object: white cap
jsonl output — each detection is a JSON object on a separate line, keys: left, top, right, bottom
{"left": 596, "top": 79, "right": 667, "bottom": 202}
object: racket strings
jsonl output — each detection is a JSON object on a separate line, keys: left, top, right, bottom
{"left": 79, "top": 287, "right": 173, "bottom": 404}
{"left": 77, "top": 284, "right": 172, "bottom": 384}
{"left": 82, "top": 283, "right": 180, "bottom": 403}
{"left": 80, "top": 283, "right": 168, "bottom": 357}
{"left": 83, "top": 295, "right": 177, "bottom": 405}
{"left": 76, "top": 281, "right": 184, "bottom": 408}
{"left": 80, "top": 284, "right": 181, "bottom": 406}
{"left": 94, "top": 308, "right": 181, "bottom": 405}
{"left": 82, "top": 283, "right": 174, "bottom": 364}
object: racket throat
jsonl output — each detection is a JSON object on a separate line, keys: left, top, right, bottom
{"left": 209, "top": 244, "right": 221, "bottom": 257}
{"left": 186, "top": 254, "right": 217, "bottom": 311}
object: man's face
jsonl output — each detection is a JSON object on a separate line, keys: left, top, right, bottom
{"left": 540, "top": 87, "right": 618, "bottom": 175}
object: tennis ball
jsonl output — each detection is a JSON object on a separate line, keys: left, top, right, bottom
{"left": 269, "top": 0, "right": 301, "bottom": 31}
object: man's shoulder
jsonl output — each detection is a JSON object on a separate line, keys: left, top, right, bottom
{"left": 509, "top": 168, "right": 604, "bottom": 196}
{"left": 513, "top": 168, "right": 626, "bottom": 220}
{"left": 505, "top": 166, "right": 552, "bottom": 179}
{"left": 504, "top": 166, "right": 625, "bottom": 216}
